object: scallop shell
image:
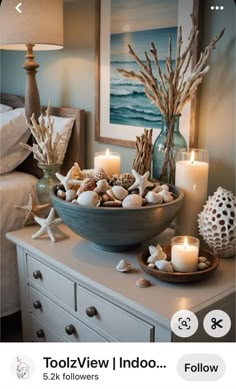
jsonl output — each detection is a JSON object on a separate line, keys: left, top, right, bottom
{"left": 155, "top": 259, "right": 173, "bottom": 272}
{"left": 136, "top": 278, "right": 151, "bottom": 288}
{"left": 198, "top": 186, "right": 236, "bottom": 258}
{"left": 77, "top": 191, "right": 100, "bottom": 207}
{"left": 116, "top": 259, "right": 132, "bottom": 272}
{"left": 145, "top": 191, "right": 163, "bottom": 205}
{"left": 122, "top": 194, "right": 143, "bottom": 208}
{"left": 94, "top": 168, "right": 108, "bottom": 181}
{"left": 107, "top": 186, "right": 129, "bottom": 201}
{"left": 116, "top": 173, "right": 135, "bottom": 189}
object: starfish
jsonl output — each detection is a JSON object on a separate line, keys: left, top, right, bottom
{"left": 56, "top": 167, "right": 82, "bottom": 191}
{"left": 15, "top": 193, "right": 50, "bottom": 226}
{"left": 128, "top": 169, "right": 154, "bottom": 197}
{"left": 32, "top": 207, "right": 67, "bottom": 243}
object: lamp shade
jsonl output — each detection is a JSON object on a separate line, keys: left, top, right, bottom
{"left": 0, "top": 0, "right": 63, "bottom": 50}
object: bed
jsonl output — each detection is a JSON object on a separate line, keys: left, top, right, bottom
{"left": 0, "top": 93, "right": 85, "bottom": 317}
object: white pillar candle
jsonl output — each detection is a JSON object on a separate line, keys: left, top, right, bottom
{"left": 94, "top": 149, "right": 121, "bottom": 176}
{"left": 175, "top": 149, "right": 209, "bottom": 237}
{"left": 171, "top": 236, "right": 199, "bottom": 272}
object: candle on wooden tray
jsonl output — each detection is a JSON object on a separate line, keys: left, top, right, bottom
{"left": 175, "top": 149, "right": 209, "bottom": 237}
{"left": 171, "top": 236, "right": 199, "bottom": 273}
{"left": 94, "top": 149, "right": 121, "bottom": 176}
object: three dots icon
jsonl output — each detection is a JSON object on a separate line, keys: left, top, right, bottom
{"left": 211, "top": 5, "right": 224, "bottom": 10}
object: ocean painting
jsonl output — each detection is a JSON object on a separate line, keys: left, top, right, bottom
{"left": 110, "top": 0, "right": 177, "bottom": 129}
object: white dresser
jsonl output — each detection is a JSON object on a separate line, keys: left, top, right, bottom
{"left": 7, "top": 225, "right": 235, "bottom": 342}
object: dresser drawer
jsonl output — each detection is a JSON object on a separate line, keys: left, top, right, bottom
{"left": 28, "top": 286, "right": 107, "bottom": 342}
{"left": 76, "top": 285, "right": 154, "bottom": 342}
{"left": 26, "top": 254, "right": 75, "bottom": 310}
{"left": 31, "top": 314, "right": 65, "bottom": 342}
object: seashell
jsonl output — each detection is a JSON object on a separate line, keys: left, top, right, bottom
{"left": 136, "top": 278, "right": 151, "bottom": 288}
{"left": 81, "top": 169, "right": 95, "bottom": 178}
{"left": 153, "top": 184, "right": 169, "bottom": 193}
{"left": 107, "top": 186, "right": 129, "bottom": 201}
{"left": 116, "top": 259, "right": 132, "bottom": 272}
{"left": 94, "top": 168, "right": 108, "bottom": 181}
{"left": 101, "top": 193, "right": 112, "bottom": 202}
{"left": 198, "top": 186, "right": 236, "bottom": 258}
{"left": 198, "top": 262, "right": 209, "bottom": 270}
{"left": 122, "top": 194, "right": 143, "bottom": 208}
{"left": 102, "top": 200, "right": 122, "bottom": 207}
{"left": 81, "top": 178, "right": 96, "bottom": 191}
{"left": 116, "top": 173, "right": 135, "bottom": 189}
{"left": 148, "top": 263, "right": 155, "bottom": 268}
{"left": 57, "top": 189, "right": 66, "bottom": 199}
{"left": 159, "top": 189, "right": 174, "bottom": 203}
{"left": 94, "top": 179, "right": 110, "bottom": 194}
{"left": 77, "top": 191, "right": 100, "bottom": 207}
{"left": 147, "top": 244, "right": 167, "bottom": 263}
{"left": 198, "top": 256, "right": 207, "bottom": 263}
{"left": 71, "top": 162, "right": 84, "bottom": 179}
{"left": 145, "top": 191, "right": 163, "bottom": 205}
{"left": 66, "top": 189, "right": 77, "bottom": 202}
{"left": 155, "top": 259, "right": 174, "bottom": 272}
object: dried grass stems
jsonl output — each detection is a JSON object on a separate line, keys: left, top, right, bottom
{"left": 21, "top": 103, "right": 62, "bottom": 164}
{"left": 117, "top": 14, "right": 224, "bottom": 183}
{"left": 133, "top": 128, "right": 153, "bottom": 175}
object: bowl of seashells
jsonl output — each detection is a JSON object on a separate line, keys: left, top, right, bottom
{"left": 50, "top": 163, "right": 184, "bottom": 251}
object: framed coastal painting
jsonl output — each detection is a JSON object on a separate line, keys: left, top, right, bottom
{"left": 95, "top": 0, "right": 199, "bottom": 147}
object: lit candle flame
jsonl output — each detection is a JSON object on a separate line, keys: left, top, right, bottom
{"left": 105, "top": 148, "right": 110, "bottom": 158}
{"left": 190, "top": 150, "right": 195, "bottom": 164}
{"left": 184, "top": 236, "right": 188, "bottom": 249}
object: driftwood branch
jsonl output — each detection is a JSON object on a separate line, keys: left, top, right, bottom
{"left": 117, "top": 16, "right": 224, "bottom": 117}
{"left": 132, "top": 129, "right": 153, "bottom": 175}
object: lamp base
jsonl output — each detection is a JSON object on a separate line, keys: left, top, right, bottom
{"left": 23, "top": 43, "right": 40, "bottom": 121}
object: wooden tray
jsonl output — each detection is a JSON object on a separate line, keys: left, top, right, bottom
{"left": 138, "top": 245, "right": 220, "bottom": 283}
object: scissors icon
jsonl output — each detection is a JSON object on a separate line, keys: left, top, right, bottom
{"left": 211, "top": 317, "right": 223, "bottom": 329}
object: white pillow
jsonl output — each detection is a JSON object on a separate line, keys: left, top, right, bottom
{"left": 40, "top": 115, "right": 75, "bottom": 164}
{"left": 0, "top": 103, "right": 13, "bottom": 113}
{"left": 0, "top": 108, "right": 31, "bottom": 174}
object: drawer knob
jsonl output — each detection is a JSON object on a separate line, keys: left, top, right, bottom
{"left": 65, "top": 324, "right": 76, "bottom": 335}
{"left": 36, "top": 329, "right": 44, "bottom": 338}
{"left": 33, "top": 270, "right": 42, "bottom": 279}
{"left": 33, "top": 300, "right": 42, "bottom": 309}
{"left": 86, "top": 306, "right": 97, "bottom": 317}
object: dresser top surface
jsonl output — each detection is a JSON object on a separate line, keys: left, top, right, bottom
{"left": 7, "top": 225, "right": 235, "bottom": 323}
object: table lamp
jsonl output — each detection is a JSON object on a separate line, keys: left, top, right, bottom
{"left": 0, "top": 0, "right": 64, "bottom": 121}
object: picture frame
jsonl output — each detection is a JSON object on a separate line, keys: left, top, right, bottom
{"left": 95, "top": 0, "right": 199, "bottom": 148}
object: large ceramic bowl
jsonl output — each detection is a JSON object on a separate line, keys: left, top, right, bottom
{"left": 51, "top": 184, "right": 184, "bottom": 252}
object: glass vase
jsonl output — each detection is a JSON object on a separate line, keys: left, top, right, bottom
{"left": 152, "top": 115, "right": 187, "bottom": 184}
{"left": 36, "top": 163, "right": 61, "bottom": 205}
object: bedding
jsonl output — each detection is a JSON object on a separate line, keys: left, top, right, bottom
{"left": 0, "top": 171, "right": 38, "bottom": 317}
{"left": 0, "top": 93, "right": 85, "bottom": 319}
{"left": 0, "top": 103, "right": 13, "bottom": 113}
{"left": 0, "top": 108, "right": 31, "bottom": 174}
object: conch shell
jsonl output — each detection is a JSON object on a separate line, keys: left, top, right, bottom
{"left": 147, "top": 244, "right": 167, "bottom": 263}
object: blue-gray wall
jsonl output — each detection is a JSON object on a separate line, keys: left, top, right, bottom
{"left": 1, "top": 0, "right": 235, "bottom": 195}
